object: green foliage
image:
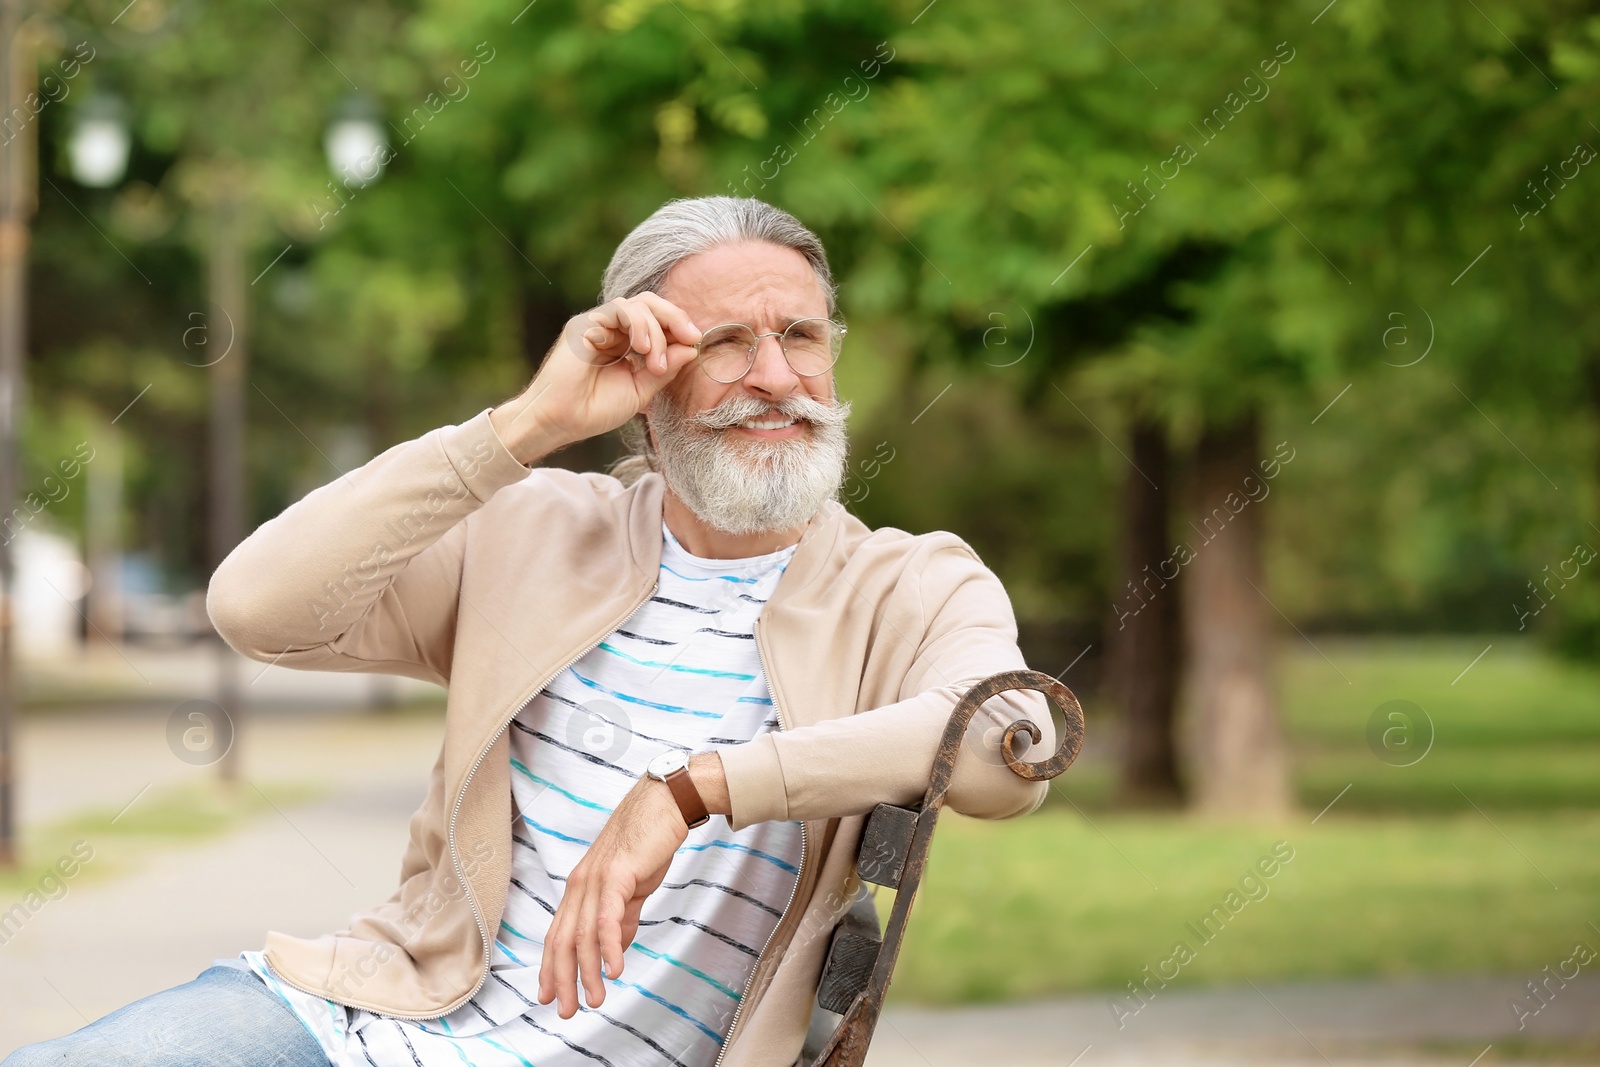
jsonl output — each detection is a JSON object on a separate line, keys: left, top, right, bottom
{"left": 845, "top": 367, "right": 1113, "bottom": 627}
{"left": 19, "top": 0, "right": 1600, "bottom": 639}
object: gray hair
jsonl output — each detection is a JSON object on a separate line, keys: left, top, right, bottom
{"left": 602, "top": 196, "right": 839, "bottom": 486}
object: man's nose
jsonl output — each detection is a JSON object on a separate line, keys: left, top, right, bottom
{"left": 740, "top": 332, "right": 803, "bottom": 398}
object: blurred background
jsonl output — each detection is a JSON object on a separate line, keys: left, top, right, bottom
{"left": 0, "top": 0, "right": 1597, "bottom": 1063}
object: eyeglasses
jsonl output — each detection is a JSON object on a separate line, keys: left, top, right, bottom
{"left": 693, "top": 317, "right": 847, "bottom": 384}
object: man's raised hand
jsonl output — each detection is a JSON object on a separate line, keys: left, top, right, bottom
{"left": 490, "top": 292, "right": 703, "bottom": 465}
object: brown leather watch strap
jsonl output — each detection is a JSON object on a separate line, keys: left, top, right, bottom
{"left": 663, "top": 767, "right": 710, "bottom": 829}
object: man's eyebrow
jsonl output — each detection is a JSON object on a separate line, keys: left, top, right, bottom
{"left": 711, "top": 312, "right": 824, "bottom": 328}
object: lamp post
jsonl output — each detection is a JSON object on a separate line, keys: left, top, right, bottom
{"left": 321, "top": 95, "right": 398, "bottom": 712}
{"left": 0, "top": 22, "right": 131, "bottom": 858}
{"left": 206, "top": 97, "right": 387, "bottom": 775}
{"left": 208, "top": 160, "right": 248, "bottom": 782}
{"left": 68, "top": 95, "right": 130, "bottom": 651}
{"left": 201, "top": 94, "right": 377, "bottom": 776}
{"left": 0, "top": 0, "right": 33, "bottom": 869}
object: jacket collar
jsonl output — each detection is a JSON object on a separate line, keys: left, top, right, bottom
{"left": 624, "top": 471, "right": 846, "bottom": 608}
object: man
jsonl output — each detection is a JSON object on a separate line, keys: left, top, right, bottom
{"left": 3, "top": 195, "right": 1053, "bottom": 1067}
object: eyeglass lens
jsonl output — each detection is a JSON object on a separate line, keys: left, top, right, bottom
{"left": 698, "top": 318, "right": 842, "bottom": 383}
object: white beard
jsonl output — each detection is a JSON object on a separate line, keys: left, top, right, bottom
{"left": 649, "top": 388, "right": 853, "bottom": 536}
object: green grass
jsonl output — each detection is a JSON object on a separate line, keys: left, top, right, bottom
{"left": 0, "top": 779, "right": 324, "bottom": 898}
{"left": 882, "top": 636, "right": 1600, "bottom": 1003}
{"left": 1415, "top": 1036, "right": 1600, "bottom": 1063}
{"left": 1286, "top": 636, "right": 1600, "bottom": 812}
{"left": 1050, "top": 635, "right": 1600, "bottom": 813}
{"left": 885, "top": 808, "right": 1600, "bottom": 1004}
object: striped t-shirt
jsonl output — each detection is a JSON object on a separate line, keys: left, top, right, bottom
{"left": 242, "top": 520, "right": 805, "bottom": 1067}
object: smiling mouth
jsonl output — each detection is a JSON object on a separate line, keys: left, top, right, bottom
{"left": 734, "top": 415, "right": 801, "bottom": 431}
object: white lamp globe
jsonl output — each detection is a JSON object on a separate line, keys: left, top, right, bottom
{"left": 69, "top": 96, "right": 131, "bottom": 188}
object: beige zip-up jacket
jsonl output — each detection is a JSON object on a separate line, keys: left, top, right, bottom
{"left": 205, "top": 406, "right": 1054, "bottom": 1067}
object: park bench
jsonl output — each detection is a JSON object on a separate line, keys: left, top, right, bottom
{"left": 796, "top": 669, "right": 1086, "bottom": 1067}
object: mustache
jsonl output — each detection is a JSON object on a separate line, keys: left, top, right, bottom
{"left": 686, "top": 391, "right": 850, "bottom": 431}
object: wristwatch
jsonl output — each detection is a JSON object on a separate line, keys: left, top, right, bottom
{"left": 645, "top": 749, "right": 710, "bottom": 830}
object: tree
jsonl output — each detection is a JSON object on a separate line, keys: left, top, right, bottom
{"left": 779, "top": 0, "right": 1324, "bottom": 813}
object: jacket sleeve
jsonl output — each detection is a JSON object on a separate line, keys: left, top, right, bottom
{"left": 717, "top": 541, "right": 1059, "bottom": 830}
{"left": 205, "top": 408, "right": 535, "bottom": 687}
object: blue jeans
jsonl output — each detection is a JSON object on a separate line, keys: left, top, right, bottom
{"left": 1, "top": 957, "right": 329, "bottom": 1066}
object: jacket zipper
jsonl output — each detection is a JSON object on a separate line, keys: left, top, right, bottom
{"left": 261, "top": 578, "right": 657, "bottom": 1021}
{"left": 712, "top": 612, "right": 808, "bottom": 1067}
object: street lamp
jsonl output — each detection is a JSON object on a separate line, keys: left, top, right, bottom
{"left": 324, "top": 94, "right": 386, "bottom": 188}
{"left": 68, "top": 94, "right": 131, "bottom": 188}
{"left": 65, "top": 95, "right": 132, "bottom": 658}
{"left": 0, "top": 0, "right": 28, "bottom": 868}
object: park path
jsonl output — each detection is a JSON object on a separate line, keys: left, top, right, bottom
{"left": 0, "top": 698, "right": 446, "bottom": 1050}
{"left": 1, "top": 688, "right": 1596, "bottom": 1064}
{"left": 864, "top": 974, "right": 1599, "bottom": 1066}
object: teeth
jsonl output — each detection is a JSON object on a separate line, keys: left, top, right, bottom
{"left": 738, "top": 416, "right": 798, "bottom": 430}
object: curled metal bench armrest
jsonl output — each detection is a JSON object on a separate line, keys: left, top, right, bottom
{"left": 804, "top": 669, "right": 1086, "bottom": 1067}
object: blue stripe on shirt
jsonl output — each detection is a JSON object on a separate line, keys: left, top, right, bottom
{"left": 511, "top": 757, "right": 614, "bottom": 814}
{"left": 660, "top": 564, "right": 760, "bottom": 584}
{"left": 595, "top": 641, "right": 757, "bottom": 681}
{"left": 678, "top": 838, "right": 800, "bottom": 873}
{"left": 606, "top": 975, "right": 726, "bottom": 1046}
{"left": 568, "top": 668, "right": 723, "bottom": 719}
{"left": 630, "top": 941, "right": 742, "bottom": 1000}
{"left": 544, "top": 691, "right": 692, "bottom": 751}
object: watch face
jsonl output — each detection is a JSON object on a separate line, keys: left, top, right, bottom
{"left": 648, "top": 748, "right": 688, "bottom": 779}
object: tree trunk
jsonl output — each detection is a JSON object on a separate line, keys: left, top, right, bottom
{"left": 1588, "top": 354, "right": 1600, "bottom": 521}
{"left": 1110, "top": 418, "right": 1183, "bottom": 807}
{"left": 1181, "top": 409, "right": 1293, "bottom": 816}
{"left": 365, "top": 345, "right": 393, "bottom": 455}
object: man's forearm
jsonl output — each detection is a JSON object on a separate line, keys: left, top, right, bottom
{"left": 717, "top": 680, "right": 1052, "bottom": 830}
{"left": 490, "top": 392, "right": 577, "bottom": 467}
{"left": 207, "top": 409, "right": 533, "bottom": 669}
{"left": 715, "top": 540, "right": 1057, "bottom": 830}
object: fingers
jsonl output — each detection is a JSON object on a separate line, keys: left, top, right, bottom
{"left": 538, "top": 870, "right": 622, "bottom": 1017}
{"left": 613, "top": 302, "right": 651, "bottom": 364}
{"left": 619, "top": 895, "right": 647, "bottom": 962}
{"left": 540, "top": 867, "right": 589, "bottom": 1018}
{"left": 641, "top": 307, "right": 668, "bottom": 370}
{"left": 578, "top": 308, "right": 630, "bottom": 365}
{"left": 596, "top": 882, "right": 630, "bottom": 985}
{"left": 632, "top": 291, "right": 703, "bottom": 349}
{"left": 551, "top": 916, "right": 583, "bottom": 1017}
{"left": 590, "top": 293, "right": 701, "bottom": 373}
{"left": 536, "top": 909, "right": 558, "bottom": 1007}
{"left": 636, "top": 342, "right": 700, "bottom": 396}
{"left": 537, "top": 897, "right": 576, "bottom": 1016}
{"left": 603, "top": 300, "right": 660, "bottom": 368}
{"left": 577, "top": 894, "right": 607, "bottom": 1010}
